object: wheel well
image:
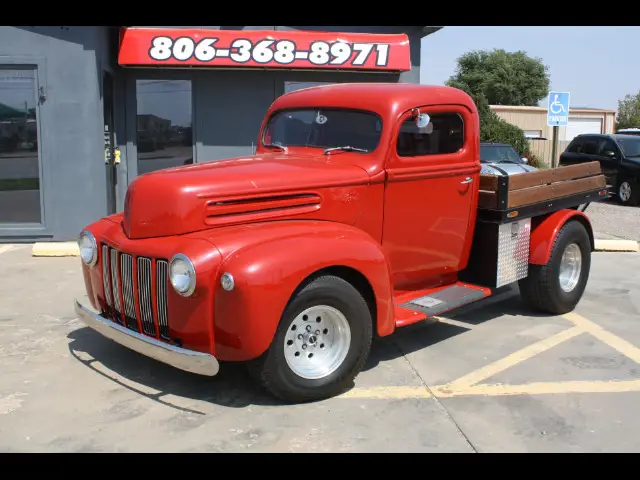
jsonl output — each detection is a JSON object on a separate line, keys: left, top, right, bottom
{"left": 568, "top": 215, "right": 595, "bottom": 252}
{"left": 295, "top": 265, "right": 378, "bottom": 333}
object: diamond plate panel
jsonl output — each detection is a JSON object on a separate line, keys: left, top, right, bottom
{"left": 496, "top": 218, "right": 531, "bottom": 288}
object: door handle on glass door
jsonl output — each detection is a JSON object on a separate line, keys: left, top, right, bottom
{"left": 461, "top": 177, "right": 473, "bottom": 184}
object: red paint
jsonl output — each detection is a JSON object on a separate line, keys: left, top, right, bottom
{"left": 529, "top": 209, "right": 594, "bottom": 265}
{"left": 118, "top": 27, "right": 411, "bottom": 72}
{"left": 78, "top": 83, "right": 594, "bottom": 366}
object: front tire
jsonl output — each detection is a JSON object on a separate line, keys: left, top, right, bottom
{"left": 519, "top": 220, "right": 591, "bottom": 314}
{"left": 248, "top": 275, "right": 373, "bottom": 403}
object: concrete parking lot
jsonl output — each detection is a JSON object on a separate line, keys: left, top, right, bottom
{"left": 1, "top": 244, "right": 640, "bottom": 452}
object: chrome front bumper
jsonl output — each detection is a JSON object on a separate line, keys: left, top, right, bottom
{"left": 73, "top": 299, "right": 219, "bottom": 376}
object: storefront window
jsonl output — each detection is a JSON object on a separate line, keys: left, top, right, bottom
{"left": 0, "top": 68, "right": 41, "bottom": 224}
{"left": 135, "top": 80, "right": 193, "bottom": 175}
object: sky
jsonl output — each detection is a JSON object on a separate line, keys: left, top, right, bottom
{"left": 420, "top": 26, "right": 639, "bottom": 112}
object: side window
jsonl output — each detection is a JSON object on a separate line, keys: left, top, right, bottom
{"left": 582, "top": 137, "right": 601, "bottom": 155}
{"left": 566, "top": 137, "right": 584, "bottom": 153}
{"left": 396, "top": 112, "right": 464, "bottom": 157}
{"left": 599, "top": 138, "right": 618, "bottom": 156}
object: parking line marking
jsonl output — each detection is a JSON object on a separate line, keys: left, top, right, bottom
{"left": 341, "top": 379, "right": 640, "bottom": 400}
{"left": 563, "top": 312, "right": 640, "bottom": 365}
{"left": 339, "top": 385, "right": 433, "bottom": 399}
{"left": 438, "top": 380, "right": 640, "bottom": 397}
{"left": 0, "top": 245, "right": 14, "bottom": 256}
{"left": 432, "top": 316, "right": 477, "bottom": 330}
{"left": 441, "top": 326, "right": 584, "bottom": 390}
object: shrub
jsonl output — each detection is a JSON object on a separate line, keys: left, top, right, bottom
{"left": 522, "top": 152, "right": 546, "bottom": 169}
{"left": 452, "top": 84, "right": 531, "bottom": 157}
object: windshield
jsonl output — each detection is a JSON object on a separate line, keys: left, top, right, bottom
{"left": 480, "top": 145, "right": 523, "bottom": 164}
{"left": 263, "top": 108, "right": 382, "bottom": 153}
{"left": 616, "top": 136, "right": 640, "bottom": 157}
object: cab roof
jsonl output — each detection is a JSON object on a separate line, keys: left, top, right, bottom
{"left": 268, "top": 83, "right": 477, "bottom": 120}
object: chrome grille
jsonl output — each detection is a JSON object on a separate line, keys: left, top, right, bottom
{"left": 156, "top": 260, "right": 170, "bottom": 340}
{"left": 100, "top": 244, "right": 170, "bottom": 341}
{"left": 110, "top": 248, "right": 122, "bottom": 316}
{"left": 120, "top": 253, "right": 138, "bottom": 331}
{"left": 136, "top": 257, "right": 156, "bottom": 336}
{"left": 102, "top": 245, "right": 112, "bottom": 308}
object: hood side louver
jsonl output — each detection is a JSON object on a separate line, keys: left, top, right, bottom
{"left": 204, "top": 193, "right": 322, "bottom": 227}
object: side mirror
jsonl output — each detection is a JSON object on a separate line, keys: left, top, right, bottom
{"left": 604, "top": 150, "right": 616, "bottom": 157}
{"left": 521, "top": 157, "right": 529, "bottom": 164}
{"left": 416, "top": 113, "right": 430, "bottom": 128}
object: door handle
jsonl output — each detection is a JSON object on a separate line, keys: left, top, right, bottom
{"left": 461, "top": 177, "right": 473, "bottom": 184}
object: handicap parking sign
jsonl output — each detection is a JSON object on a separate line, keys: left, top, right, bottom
{"left": 547, "top": 91, "right": 570, "bottom": 127}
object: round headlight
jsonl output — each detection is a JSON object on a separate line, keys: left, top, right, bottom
{"left": 169, "top": 254, "right": 196, "bottom": 296}
{"left": 78, "top": 230, "right": 97, "bottom": 267}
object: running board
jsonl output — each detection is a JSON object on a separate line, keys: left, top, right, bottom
{"left": 394, "top": 283, "right": 491, "bottom": 328}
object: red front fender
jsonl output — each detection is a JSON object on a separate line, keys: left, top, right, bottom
{"left": 529, "top": 209, "right": 594, "bottom": 265}
{"left": 199, "top": 221, "right": 395, "bottom": 362}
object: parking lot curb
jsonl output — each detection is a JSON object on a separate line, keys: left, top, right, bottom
{"left": 594, "top": 239, "right": 640, "bottom": 252}
{"left": 32, "top": 242, "right": 79, "bottom": 257}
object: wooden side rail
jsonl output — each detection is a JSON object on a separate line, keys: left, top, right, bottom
{"left": 478, "top": 161, "right": 607, "bottom": 210}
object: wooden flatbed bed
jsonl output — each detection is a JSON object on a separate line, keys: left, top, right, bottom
{"left": 476, "top": 161, "right": 609, "bottom": 223}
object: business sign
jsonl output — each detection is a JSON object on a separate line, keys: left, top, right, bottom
{"left": 547, "top": 91, "right": 570, "bottom": 127}
{"left": 117, "top": 27, "right": 412, "bottom": 72}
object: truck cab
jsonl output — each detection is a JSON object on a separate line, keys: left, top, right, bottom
{"left": 75, "top": 83, "right": 608, "bottom": 402}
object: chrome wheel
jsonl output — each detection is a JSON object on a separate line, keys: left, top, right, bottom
{"left": 283, "top": 305, "right": 351, "bottom": 380}
{"left": 619, "top": 181, "right": 632, "bottom": 202}
{"left": 559, "top": 242, "right": 582, "bottom": 293}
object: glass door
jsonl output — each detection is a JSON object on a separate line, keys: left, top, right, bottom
{"left": 0, "top": 67, "right": 43, "bottom": 225}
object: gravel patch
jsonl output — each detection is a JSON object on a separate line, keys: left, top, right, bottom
{"left": 587, "top": 201, "right": 640, "bottom": 241}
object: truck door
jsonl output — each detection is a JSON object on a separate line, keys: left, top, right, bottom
{"left": 597, "top": 137, "right": 622, "bottom": 186}
{"left": 381, "top": 104, "right": 480, "bottom": 289}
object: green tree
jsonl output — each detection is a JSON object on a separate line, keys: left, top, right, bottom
{"left": 453, "top": 82, "right": 531, "bottom": 157}
{"left": 616, "top": 91, "right": 640, "bottom": 130}
{"left": 446, "top": 49, "right": 550, "bottom": 106}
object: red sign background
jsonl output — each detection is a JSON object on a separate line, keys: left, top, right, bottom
{"left": 118, "top": 28, "right": 411, "bottom": 72}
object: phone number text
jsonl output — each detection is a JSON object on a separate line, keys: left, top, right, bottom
{"left": 148, "top": 36, "right": 392, "bottom": 67}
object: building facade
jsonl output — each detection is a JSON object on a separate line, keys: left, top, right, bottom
{"left": 0, "top": 26, "right": 440, "bottom": 242}
{"left": 490, "top": 104, "right": 616, "bottom": 166}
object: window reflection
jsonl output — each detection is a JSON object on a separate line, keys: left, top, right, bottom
{"left": 136, "top": 80, "right": 193, "bottom": 175}
{"left": 0, "top": 68, "right": 41, "bottom": 224}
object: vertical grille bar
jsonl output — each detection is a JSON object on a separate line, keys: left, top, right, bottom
{"left": 137, "top": 257, "right": 156, "bottom": 337}
{"left": 120, "top": 253, "right": 138, "bottom": 331}
{"left": 102, "top": 245, "right": 113, "bottom": 308}
{"left": 156, "top": 260, "right": 170, "bottom": 340}
{"left": 110, "top": 248, "right": 123, "bottom": 323}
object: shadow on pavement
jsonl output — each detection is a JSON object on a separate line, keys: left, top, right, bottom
{"left": 363, "top": 291, "right": 557, "bottom": 372}
{"left": 67, "top": 328, "right": 281, "bottom": 413}
{"left": 66, "top": 290, "right": 556, "bottom": 410}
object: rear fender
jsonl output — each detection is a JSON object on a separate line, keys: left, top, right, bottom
{"left": 211, "top": 222, "right": 394, "bottom": 362}
{"left": 529, "top": 209, "right": 594, "bottom": 265}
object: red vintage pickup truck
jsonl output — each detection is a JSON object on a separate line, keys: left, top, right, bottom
{"left": 75, "top": 83, "right": 608, "bottom": 402}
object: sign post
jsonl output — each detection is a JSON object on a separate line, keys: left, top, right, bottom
{"left": 547, "top": 91, "right": 570, "bottom": 168}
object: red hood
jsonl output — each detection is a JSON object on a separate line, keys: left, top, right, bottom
{"left": 123, "top": 152, "right": 372, "bottom": 239}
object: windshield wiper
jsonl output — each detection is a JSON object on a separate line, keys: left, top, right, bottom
{"left": 263, "top": 142, "right": 288, "bottom": 152}
{"left": 323, "top": 146, "right": 369, "bottom": 155}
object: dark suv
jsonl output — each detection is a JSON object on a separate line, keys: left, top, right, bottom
{"left": 559, "top": 134, "right": 640, "bottom": 205}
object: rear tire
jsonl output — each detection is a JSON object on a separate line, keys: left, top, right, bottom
{"left": 519, "top": 220, "right": 591, "bottom": 315}
{"left": 248, "top": 275, "right": 373, "bottom": 403}
{"left": 617, "top": 177, "right": 639, "bottom": 206}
